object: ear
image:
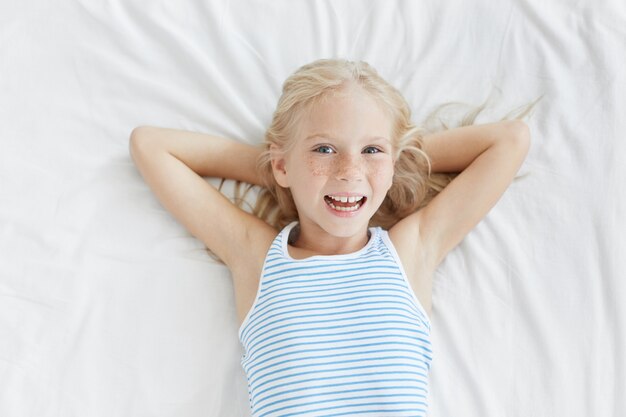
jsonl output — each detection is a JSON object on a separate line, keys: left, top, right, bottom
{"left": 270, "top": 144, "right": 289, "bottom": 188}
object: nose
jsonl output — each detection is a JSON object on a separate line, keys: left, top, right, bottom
{"left": 334, "top": 153, "right": 362, "bottom": 182}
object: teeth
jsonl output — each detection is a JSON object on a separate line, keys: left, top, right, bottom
{"left": 327, "top": 201, "right": 362, "bottom": 212}
{"left": 328, "top": 195, "right": 364, "bottom": 202}
{"left": 324, "top": 196, "right": 366, "bottom": 212}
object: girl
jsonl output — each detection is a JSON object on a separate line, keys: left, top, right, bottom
{"left": 129, "top": 59, "right": 538, "bottom": 416}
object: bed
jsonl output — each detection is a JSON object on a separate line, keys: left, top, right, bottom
{"left": 1, "top": 0, "right": 625, "bottom": 416}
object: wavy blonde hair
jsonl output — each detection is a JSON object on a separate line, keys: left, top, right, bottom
{"left": 222, "top": 58, "right": 543, "bottom": 232}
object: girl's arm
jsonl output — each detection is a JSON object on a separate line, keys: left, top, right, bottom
{"left": 392, "top": 120, "right": 530, "bottom": 270}
{"left": 130, "top": 126, "right": 263, "bottom": 184}
{"left": 129, "top": 127, "right": 275, "bottom": 270}
{"left": 421, "top": 120, "right": 523, "bottom": 174}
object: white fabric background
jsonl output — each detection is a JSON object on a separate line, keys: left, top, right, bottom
{"left": 1, "top": 0, "right": 625, "bottom": 416}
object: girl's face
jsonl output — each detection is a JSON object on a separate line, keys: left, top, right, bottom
{"left": 272, "top": 85, "right": 395, "bottom": 238}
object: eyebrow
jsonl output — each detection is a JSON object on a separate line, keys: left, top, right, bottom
{"left": 304, "top": 133, "right": 390, "bottom": 142}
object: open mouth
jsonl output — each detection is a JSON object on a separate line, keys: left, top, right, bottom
{"left": 323, "top": 195, "right": 367, "bottom": 212}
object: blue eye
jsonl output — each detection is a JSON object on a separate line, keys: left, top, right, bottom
{"left": 314, "top": 145, "right": 334, "bottom": 154}
{"left": 363, "top": 146, "right": 381, "bottom": 154}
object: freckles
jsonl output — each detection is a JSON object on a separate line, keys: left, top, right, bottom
{"left": 306, "top": 157, "right": 329, "bottom": 176}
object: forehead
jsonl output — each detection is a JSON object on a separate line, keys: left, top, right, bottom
{"left": 296, "top": 86, "right": 394, "bottom": 142}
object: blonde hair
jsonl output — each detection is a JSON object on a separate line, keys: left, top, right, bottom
{"left": 223, "top": 58, "right": 543, "bottom": 232}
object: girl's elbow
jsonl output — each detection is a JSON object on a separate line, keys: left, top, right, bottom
{"left": 504, "top": 120, "right": 531, "bottom": 154}
{"left": 129, "top": 127, "right": 156, "bottom": 156}
{"left": 510, "top": 120, "right": 531, "bottom": 142}
{"left": 130, "top": 126, "right": 152, "bottom": 142}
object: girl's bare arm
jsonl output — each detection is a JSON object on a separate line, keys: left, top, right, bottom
{"left": 421, "top": 120, "right": 524, "bottom": 174}
{"left": 129, "top": 126, "right": 275, "bottom": 270}
{"left": 391, "top": 120, "right": 530, "bottom": 270}
{"left": 130, "top": 126, "right": 263, "bottom": 184}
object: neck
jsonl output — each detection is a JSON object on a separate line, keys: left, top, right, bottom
{"left": 290, "top": 220, "right": 370, "bottom": 256}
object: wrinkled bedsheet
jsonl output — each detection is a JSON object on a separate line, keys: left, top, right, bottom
{"left": 1, "top": 0, "right": 625, "bottom": 416}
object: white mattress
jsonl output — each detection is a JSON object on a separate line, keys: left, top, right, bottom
{"left": 1, "top": 0, "right": 625, "bottom": 416}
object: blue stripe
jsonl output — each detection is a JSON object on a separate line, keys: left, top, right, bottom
{"left": 241, "top": 297, "right": 426, "bottom": 343}
{"left": 255, "top": 379, "right": 427, "bottom": 406}
{"left": 263, "top": 265, "right": 401, "bottom": 284}
{"left": 240, "top": 222, "right": 432, "bottom": 417}
{"left": 254, "top": 282, "right": 420, "bottom": 311}
{"left": 250, "top": 362, "right": 428, "bottom": 390}
{"left": 252, "top": 287, "right": 420, "bottom": 322}
{"left": 250, "top": 353, "right": 432, "bottom": 388}
{"left": 244, "top": 316, "right": 430, "bottom": 359}
{"left": 256, "top": 389, "right": 427, "bottom": 414}
{"left": 242, "top": 301, "right": 428, "bottom": 343}
{"left": 255, "top": 364, "right": 429, "bottom": 393}
{"left": 264, "top": 251, "right": 393, "bottom": 271}
{"left": 315, "top": 407, "right": 428, "bottom": 417}
{"left": 243, "top": 298, "right": 426, "bottom": 345}
{"left": 245, "top": 313, "right": 431, "bottom": 359}
{"left": 248, "top": 339, "right": 433, "bottom": 379}
{"left": 261, "top": 270, "right": 407, "bottom": 293}
{"left": 263, "top": 283, "right": 406, "bottom": 302}
{"left": 254, "top": 370, "right": 427, "bottom": 400}
{"left": 241, "top": 294, "right": 419, "bottom": 342}
{"left": 261, "top": 399, "right": 428, "bottom": 417}
{"left": 262, "top": 274, "right": 404, "bottom": 292}
{"left": 244, "top": 314, "right": 423, "bottom": 349}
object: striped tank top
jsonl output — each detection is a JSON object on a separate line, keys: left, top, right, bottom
{"left": 238, "top": 221, "right": 433, "bottom": 417}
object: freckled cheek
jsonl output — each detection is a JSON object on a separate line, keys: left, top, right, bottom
{"left": 300, "top": 156, "right": 393, "bottom": 184}
{"left": 306, "top": 157, "right": 332, "bottom": 177}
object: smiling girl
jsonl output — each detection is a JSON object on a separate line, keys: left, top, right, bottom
{"left": 129, "top": 58, "right": 539, "bottom": 417}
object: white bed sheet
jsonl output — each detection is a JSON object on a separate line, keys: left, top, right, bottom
{"left": 1, "top": 0, "right": 625, "bottom": 416}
